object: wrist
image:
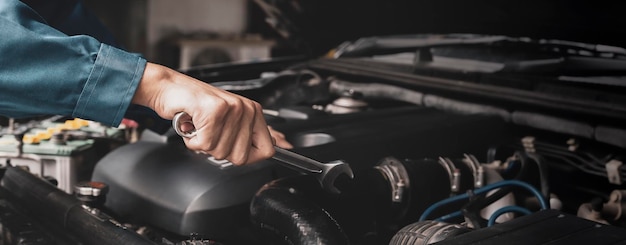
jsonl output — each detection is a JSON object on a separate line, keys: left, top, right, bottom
{"left": 132, "top": 62, "right": 168, "bottom": 111}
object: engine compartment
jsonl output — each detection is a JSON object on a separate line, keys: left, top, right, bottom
{"left": 1, "top": 35, "right": 626, "bottom": 245}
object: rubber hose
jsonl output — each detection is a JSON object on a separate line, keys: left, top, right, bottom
{"left": 250, "top": 175, "right": 350, "bottom": 245}
{"left": 1, "top": 166, "right": 156, "bottom": 245}
{"left": 389, "top": 220, "right": 471, "bottom": 245}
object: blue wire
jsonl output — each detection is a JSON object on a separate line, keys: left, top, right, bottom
{"left": 419, "top": 180, "right": 549, "bottom": 221}
{"left": 435, "top": 210, "right": 463, "bottom": 222}
{"left": 487, "top": 206, "right": 532, "bottom": 226}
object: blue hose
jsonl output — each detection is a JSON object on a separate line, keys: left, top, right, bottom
{"left": 487, "top": 206, "right": 532, "bottom": 226}
{"left": 419, "top": 180, "right": 548, "bottom": 221}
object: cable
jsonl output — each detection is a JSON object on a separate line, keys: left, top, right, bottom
{"left": 419, "top": 191, "right": 475, "bottom": 222}
{"left": 523, "top": 152, "right": 550, "bottom": 200}
{"left": 435, "top": 210, "right": 463, "bottom": 222}
{"left": 419, "top": 180, "right": 548, "bottom": 221}
{"left": 487, "top": 206, "right": 532, "bottom": 227}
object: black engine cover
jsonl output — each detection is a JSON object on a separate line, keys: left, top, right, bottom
{"left": 92, "top": 107, "right": 512, "bottom": 241}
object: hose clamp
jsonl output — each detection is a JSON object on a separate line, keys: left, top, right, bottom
{"left": 375, "top": 157, "right": 410, "bottom": 203}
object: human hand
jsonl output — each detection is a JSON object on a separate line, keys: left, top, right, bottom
{"left": 268, "top": 126, "right": 293, "bottom": 149}
{"left": 132, "top": 62, "right": 275, "bottom": 165}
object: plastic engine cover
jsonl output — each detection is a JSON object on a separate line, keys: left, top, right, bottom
{"left": 91, "top": 141, "right": 277, "bottom": 240}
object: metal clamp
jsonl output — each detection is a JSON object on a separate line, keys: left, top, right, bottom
{"left": 438, "top": 157, "right": 460, "bottom": 193}
{"left": 606, "top": 160, "right": 623, "bottom": 185}
{"left": 375, "top": 157, "right": 410, "bottom": 203}
{"left": 521, "top": 136, "right": 536, "bottom": 153}
{"left": 463, "top": 153, "right": 485, "bottom": 188}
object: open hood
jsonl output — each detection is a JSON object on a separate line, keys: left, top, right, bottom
{"left": 253, "top": 0, "right": 626, "bottom": 56}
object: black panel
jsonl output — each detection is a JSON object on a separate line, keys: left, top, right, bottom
{"left": 437, "top": 210, "right": 626, "bottom": 245}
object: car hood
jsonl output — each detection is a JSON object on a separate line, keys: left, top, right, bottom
{"left": 253, "top": 0, "right": 626, "bottom": 56}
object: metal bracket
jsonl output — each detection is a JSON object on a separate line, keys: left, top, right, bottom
{"left": 606, "top": 160, "right": 623, "bottom": 185}
{"left": 438, "top": 157, "right": 460, "bottom": 193}
{"left": 521, "top": 136, "right": 536, "bottom": 153}
{"left": 463, "top": 154, "right": 485, "bottom": 188}
{"left": 375, "top": 157, "right": 410, "bottom": 203}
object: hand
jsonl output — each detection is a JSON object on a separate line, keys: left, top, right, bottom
{"left": 132, "top": 62, "right": 275, "bottom": 165}
{"left": 268, "top": 126, "right": 293, "bottom": 149}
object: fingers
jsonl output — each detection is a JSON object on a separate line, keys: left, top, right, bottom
{"left": 245, "top": 104, "right": 276, "bottom": 164}
{"left": 183, "top": 93, "right": 274, "bottom": 165}
{"left": 268, "top": 126, "right": 293, "bottom": 149}
{"left": 184, "top": 98, "right": 228, "bottom": 153}
{"left": 205, "top": 98, "right": 255, "bottom": 164}
{"left": 136, "top": 63, "right": 278, "bottom": 165}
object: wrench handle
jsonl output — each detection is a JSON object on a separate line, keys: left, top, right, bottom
{"left": 174, "top": 112, "right": 326, "bottom": 175}
{"left": 272, "top": 146, "right": 324, "bottom": 174}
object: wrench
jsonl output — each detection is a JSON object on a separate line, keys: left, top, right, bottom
{"left": 172, "top": 111, "right": 354, "bottom": 194}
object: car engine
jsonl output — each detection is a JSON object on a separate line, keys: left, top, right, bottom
{"left": 1, "top": 34, "right": 626, "bottom": 245}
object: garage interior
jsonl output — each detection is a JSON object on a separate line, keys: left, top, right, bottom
{"left": 1, "top": 1, "right": 626, "bottom": 245}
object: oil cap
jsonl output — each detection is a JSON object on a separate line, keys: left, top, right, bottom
{"left": 74, "top": 181, "right": 109, "bottom": 207}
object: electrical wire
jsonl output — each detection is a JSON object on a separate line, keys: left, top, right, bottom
{"left": 455, "top": 152, "right": 547, "bottom": 226}
{"left": 487, "top": 206, "right": 532, "bottom": 227}
{"left": 536, "top": 150, "right": 606, "bottom": 176}
{"left": 522, "top": 152, "right": 550, "bottom": 200}
{"left": 435, "top": 210, "right": 463, "bottom": 222}
{"left": 535, "top": 147, "right": 605, "bottom": 172}
{"left": 419, "top": 180, "right": 548, "bottom": 221}
{"left": 510, "top": 139, "right": 622, "bottom": 179}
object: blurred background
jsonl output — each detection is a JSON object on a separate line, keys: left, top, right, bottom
{"left": 82, "top": 0, "right": 292, "bottom": 70}
{"left": 81, "top": 0, "right": 626, "bottom": 70}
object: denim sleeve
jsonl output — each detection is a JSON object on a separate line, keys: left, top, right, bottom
{"left": 0, "top": 0, "right": 146, "bottom": 126}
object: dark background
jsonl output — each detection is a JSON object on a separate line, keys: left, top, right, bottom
{"left": 248, "top": 0, "right": 626, "bottom": 55}
{"left": 82, "top": 0, "right": 626, "bottom": 59}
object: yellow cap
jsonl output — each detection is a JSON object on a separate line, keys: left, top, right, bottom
{"left": 47, "top": 127, "right": 61, "bottom": 134}
{"left": 22, "top": 134, "right": 40, "bottom": 144}
{"left": 55, "top": 124, "right": 70, "bottom": 131}
{"left": 64, "top": 120, "right": 80, "bottom": 130}
{"left": 75, "top": 118, "right": 90, "bottom": 127}
{"left": 36, "top": 131, "right": 52, "bottom": 140}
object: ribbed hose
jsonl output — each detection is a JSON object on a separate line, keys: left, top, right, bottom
{"left": 250, "top": 175, "right": 350, "bottom": 245}
{"left": 329, "top": 79, "right": 425, "bottom": 105}
{"left": 1, "top": 166, "right": 156, "bottom": 245}
{"left": 249, "top": 157, "right": 463, "bottom": 245}
{"left": 389, "top": 220, "right": 470, "bottom": 245}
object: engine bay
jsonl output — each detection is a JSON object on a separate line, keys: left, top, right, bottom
{"left": 1, "top": 34, "right": 626, "bottom": 245}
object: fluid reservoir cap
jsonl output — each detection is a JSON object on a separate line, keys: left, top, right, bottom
{"left": 75, "top": 118, "right": 90, "bottom": 127}
{"left": 64, "top": 119, "right": 82, "bottom": 130}
{"left": 74, "top": 181, "right": 109, "bottom": 197}
{"left": 22, "top": 134, "right": 40, "bottom": 144}
{"left": 35, "top": 131, "right": 52, "bottom": 140}
{"left": 47, "top": 127, "right": 61, "bottom": 134}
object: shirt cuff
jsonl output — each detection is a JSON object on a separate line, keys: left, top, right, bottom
{"left": 74, "top": 43, "right": 147, "bottom": 126}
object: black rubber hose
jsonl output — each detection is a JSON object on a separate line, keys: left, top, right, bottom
{"left": 523, "top": 152, "right": 550, "bottom": 200}
{"left": 250, "top": 175, "right": 350, "bottom": 245}
{"left": 389, "top": 220, "right": 471, "bottom": 245}
{"left": 250, "top": 157, "right": 464, "bottom": 245}
{"left": 1, "top": 166, "right": 156, "bottom": 245}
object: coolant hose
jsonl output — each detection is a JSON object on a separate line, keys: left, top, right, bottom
{"left": 0, "top": 166, "right": 156, "bottom": 245}
{"left": 329, "top": 79, "right": 425, "bottom": 105}
{"left": 250, "top": 157, "right": 460, "bottom": 245}
{"left": 250, "top": 175, "right": 350, "bottom": 245}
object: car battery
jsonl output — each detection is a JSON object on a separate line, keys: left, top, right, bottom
{"left": 0, "top": 118, "right": 126, "bottom": 194}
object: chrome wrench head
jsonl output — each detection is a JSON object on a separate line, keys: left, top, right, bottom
{"left": 271, "top": 146, "right": 354, "bottom": 194}
{"left": 319, "top": 160, "right": 355, "bottom": 194}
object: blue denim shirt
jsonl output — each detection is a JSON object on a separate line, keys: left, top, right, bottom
{"left": 0, "top": 0, "right": 147, "bottom": 126}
